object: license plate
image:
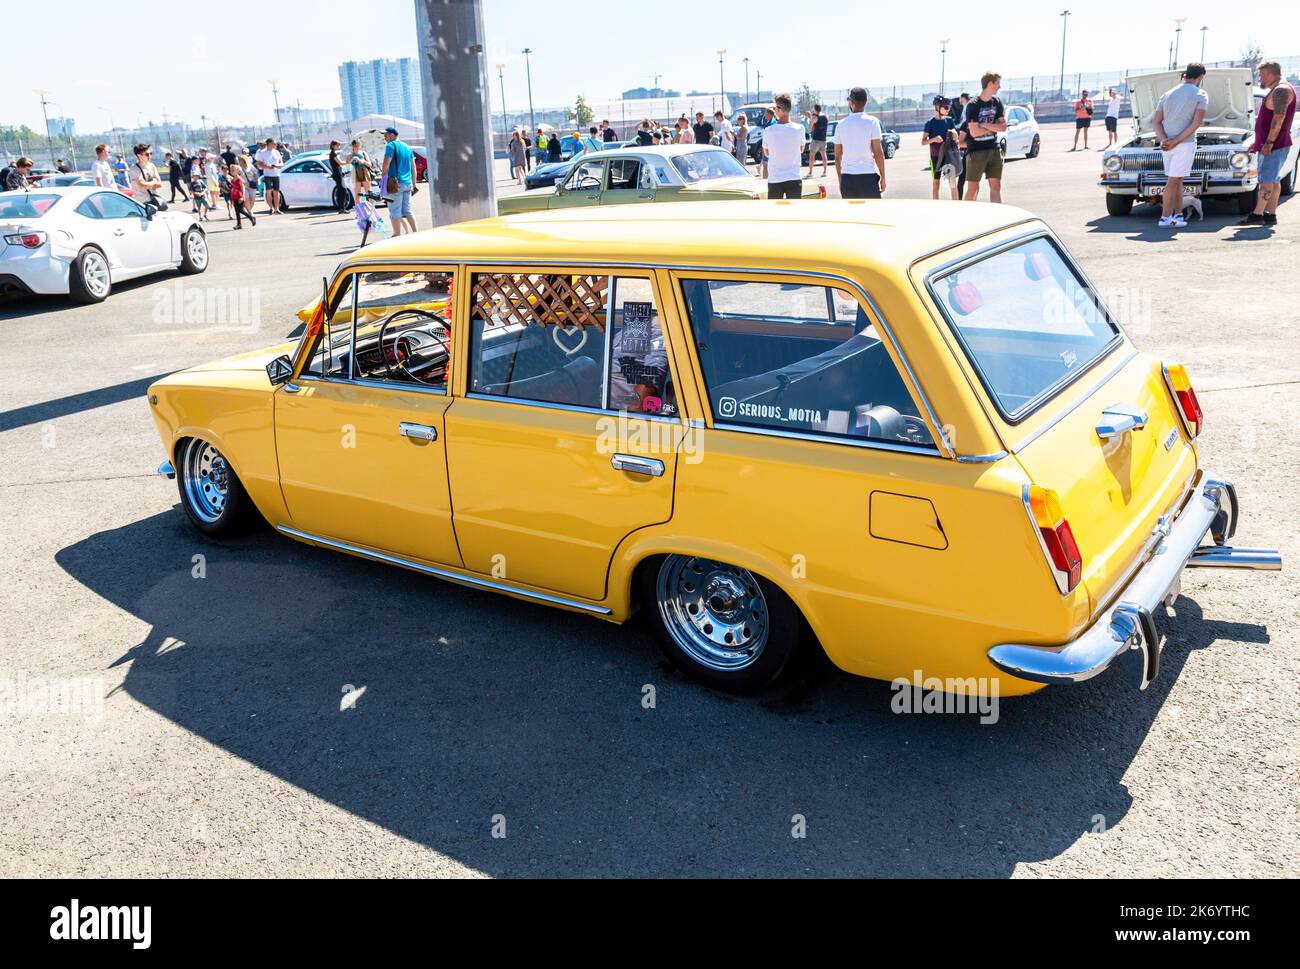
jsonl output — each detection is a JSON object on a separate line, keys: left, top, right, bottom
{"left": 1149, "top": 184, "right": 1201, "bottom": 197}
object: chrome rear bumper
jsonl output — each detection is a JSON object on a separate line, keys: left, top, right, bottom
{"left": 988, "top": 475, "right": 1281, "bottom": 691}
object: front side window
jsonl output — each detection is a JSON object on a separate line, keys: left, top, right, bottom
{"left": 301, "top": 269, "right": 453, "bottom": 389}
{"left": 930, "top": 236, "right": 1120, "bottom": 420}
{"left": 680, "top": 277, "right": 935, "bottom": 448}
{"left": 469, "top": 271, "right": 677, "bottom": 416}
{"left": 563, "top": 160, "right": 603, "bottom": 192}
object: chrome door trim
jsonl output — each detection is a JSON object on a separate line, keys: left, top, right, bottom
{"left": 462, "top": 392, "right": 685, "bottom": 423}
{"left": 955, "top": 450, "right": 1008, "bottom": 464}
{"left": 611, "top": 453, "right": 665, "bottom": 476}
{"left": 1009, "top": 349, "right": 1139, "bottom": 453}
{"left": 277, "top": 525, "right": 613, "bottom": 615}
{"left": 338, "top": 257, "right": 954, "bottom": 457}
{"left": 713, "top": 421, "right": 939, "bottom": 457}
{"left": 297, "top": 374, "right": 448, "bottom": 397}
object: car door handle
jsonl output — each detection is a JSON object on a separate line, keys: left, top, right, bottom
{"left": 112, "top": 229, "right": 126, "bottom": 236}
{"left": 398, "top": 422, "right": 437, "bottom": 441}
{"left": 638, "top": 193, "right": 654, "bottom": 199}
{"left": 1096, "top": 405, "right": 1149, "bottom": 440}
{"left": 611, "top": 453, "right": 664, "bottom": 477}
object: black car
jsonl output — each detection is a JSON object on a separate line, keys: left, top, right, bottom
{"left": 524, "top": 159, "right": 576, "bottom": 190}
{"left": 801, "top": 121, "right": 901, "bottom": 163}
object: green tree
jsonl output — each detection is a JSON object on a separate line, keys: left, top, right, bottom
{"left": 796, "top": 83, "right": 816, "bottom": 116}
{"left": 568, "top": 95, "right": 594, "bottom": 129}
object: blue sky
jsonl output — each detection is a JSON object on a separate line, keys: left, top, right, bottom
{"left": 6, "top": 0, "right": 1294, "bottom": 132}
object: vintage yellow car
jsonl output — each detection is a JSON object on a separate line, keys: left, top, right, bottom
{"left": 148, "top": 201, "right": 1280, "bottom": 697}
{"left": 497, "top": 144, "right": 824, "bottom": 216}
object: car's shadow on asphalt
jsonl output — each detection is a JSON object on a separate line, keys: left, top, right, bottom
{"left": 55, "top": 511, "right": 1267, "bottom": 877}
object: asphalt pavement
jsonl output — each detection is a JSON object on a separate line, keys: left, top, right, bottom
{"left": 1, "top": 122, "right": 1296, "bottom": 877}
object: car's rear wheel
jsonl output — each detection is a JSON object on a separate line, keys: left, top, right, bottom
{"left": 1105, "top": 193, "right": 1134, "bottom": 217}
{"left": 176, "top": 437, "right": 259, "bottom": 536}
{"left": 1028, "top": 134, "right": 1041, "bottom": 158}
{"left": 179, "top": 227, "right": 207, "bottom": 275}
{"left": 1236, "top": 188, "right": 1259, "bottom": 214}
{"left": 884, "top": 142, "right": 896, "bottom": 159}
{"left": 644, "top": 555, "right": 803, "bottom": 694}
{"left": 68, "top": 246, "right": 111, "bottom": 303}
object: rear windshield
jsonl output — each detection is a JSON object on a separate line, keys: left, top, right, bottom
{"left": 0, "top": 194, "right": 60, "bottom": 219}
{"left": 930, "top": 236, "right": 1120, "bottom": 421}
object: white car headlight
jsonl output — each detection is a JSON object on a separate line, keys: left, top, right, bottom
{"left": 1103, "top": 155, "right": 1122, "bottom": 173}
{"left": 1230, "top": 151, "right": 1250, "bottom": 170}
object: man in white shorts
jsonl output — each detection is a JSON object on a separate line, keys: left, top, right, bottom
{"left": 1153, "top": 63, "right": 1209, "bottom": 229}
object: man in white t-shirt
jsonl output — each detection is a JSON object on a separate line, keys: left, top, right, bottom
{"left": 91, "top": 144, "right": 117, "bottom": 190}
{"left": 835, "top": 86, "right": 887, "bottom": 199}
{"left": 255, "top": 137, "right": 284, "bottom": 214}
{"left": 713, "top": 111, "right": 734, "bottom": 152}
{"left": 1105, "top": 88, "right": 1123, "bottom": 146}
{"left": 761, "top": 92, "right": 807, "bottom": 199}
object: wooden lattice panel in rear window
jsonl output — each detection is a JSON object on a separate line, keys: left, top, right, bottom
{"left": 470, "top": 273, "right": 609, "bottom": 329}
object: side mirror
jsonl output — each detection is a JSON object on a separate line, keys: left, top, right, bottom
{"left": 266, "top": 354, "right": 294, "bottom": 386}
{"left": 144, "top": 202, "right": 158, "bottom": 220}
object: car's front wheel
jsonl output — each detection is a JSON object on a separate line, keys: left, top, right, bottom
{"left": 884, "top": 142, "right": 896, "bottom": 159}
{"left": 176, "top": 437, "right": 259, "bottom": 536}
{"left": 179, "top": 227, "right": 207, "bottom": 275}
{"left": 68, "top": 246, "right": 111, "bottom": 303}
{"left": 643, "top": 555, "right": 804, "bottom": 694}
{"left": 1105, "top": 193, "right": 1133, "bottom": 217}
{"left": 1236, "top": 188, "right": 1259, "bottom": 214}
{"left": 333, "top": 185, "right": 354, "bottom": 211}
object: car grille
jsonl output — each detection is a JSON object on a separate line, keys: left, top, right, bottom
{"left": 1120, "top": 150, "right": 1237, "bottom": 173}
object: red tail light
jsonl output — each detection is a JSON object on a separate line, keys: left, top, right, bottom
{"left": 1023, "top": 485, "right": 1083, "bottom": 594}
{"left": 1163, "top": 364, "right": 1203, "bottom": 437}
{"left": 3, "top": 231, "right": 46, "bottom": 249}
{"left": 819, "top": 184, "right": 827, "bottom": 199}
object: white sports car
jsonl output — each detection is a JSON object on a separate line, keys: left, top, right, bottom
{"left": 0, "top": 186, "right": 207, "bottom": 303}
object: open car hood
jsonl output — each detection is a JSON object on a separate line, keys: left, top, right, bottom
{"left": 1128, "top": 68, "right": 1255, "bottom": 134}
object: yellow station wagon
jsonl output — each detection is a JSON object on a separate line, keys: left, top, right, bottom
{"left": 148, "top": 201, "right": 1280, "bottom": 697}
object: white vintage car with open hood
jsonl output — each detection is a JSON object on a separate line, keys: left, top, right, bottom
{"left": 1099, "top": 68, "right": 1300, "bottom": 216}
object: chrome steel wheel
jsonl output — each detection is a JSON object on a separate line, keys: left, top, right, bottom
{"left": 82, "top": 250, "right": 110, "bottom": 298}
{"left": 656, "top": 556, "right": 770, "bottom": 672}
{"left": 185, "top": 229, "right": 208, "bottom": 269}
{"left": 181, "top": 440, "right": 230, "bottom": 524}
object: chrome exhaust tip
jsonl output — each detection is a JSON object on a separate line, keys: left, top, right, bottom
{"left": 1185, "top": 545, "right": 1282, "bottom": 571}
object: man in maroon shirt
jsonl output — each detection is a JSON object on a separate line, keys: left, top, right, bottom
{"left": 1241, "top": 60, "right": 1296, "bottom": 227}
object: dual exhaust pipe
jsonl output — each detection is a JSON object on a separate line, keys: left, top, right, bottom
{"left": 1186, "top": 545, "right": 1283, "bottom": 570}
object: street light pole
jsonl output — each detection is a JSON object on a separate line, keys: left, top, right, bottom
{"left": 1173, "top": 18, "right": 1187, "bottom": 68}
{"left": 1058, "top": 10, "right": 1071, "bottom": 100}
{"left": 34, "top": 88, "right": 56, "bottom": 169}
{"left": 756, "top": 69, "right": 762, "bottom": 102}
{"left": 743, "top": 57, "right": 750, "bottom": 103}
{"left": 521, "top": 48, "right": 536, "bottom": 133}
{"left": 496, "top": 63, "right": 508, "bottom": 136}
{"left": 717, "top": 49, "right": 726, "bottom": 113}
{"left": 1200, "top": 25, "right": 1208, "bottom": 62}
{"left": 940, "top": 38, "right": 951, "bottom": 95}
{"left": 268, "top": 80, "right": 284, "bottom": 144}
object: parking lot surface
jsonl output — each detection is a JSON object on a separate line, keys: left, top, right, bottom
{"left": 2, "top": 122, "right": 1296, "bottom": 877}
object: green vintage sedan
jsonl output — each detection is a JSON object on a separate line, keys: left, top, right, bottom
{"left": 497, "top": 144, "right": 824, "bottom": 215}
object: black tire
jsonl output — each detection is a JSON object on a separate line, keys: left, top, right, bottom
{"left": 333, "top": 185, "right": 354, "bottom": 211}
{"left": 884, "top": 142, "right": 896, "bottom": 159}
{"left": 1028, "top": 135, "right": 1041, "bottom": 158}
{"left": 1282, "top": 159, "right": 1296, "bottom": 197}
{"left": 998, "top": 138, "right": 1007, "bottom": 158}
{"left": 1105, "top": 193, "right": 1134, "bottom": 217}
{"left": 175, "top": 437, "right": 260, "bottom": 537}
{"left": 1236, "top": 188, "right": 1259, "bottom": 215}
{"left": 178, "top": 227, "right": 208, "bottom": 275}
{"left": 68, "top": 246, "right": 111, "bottom": 303}
{"left": 641, "top": 555, "right": 805, "bottom": 694}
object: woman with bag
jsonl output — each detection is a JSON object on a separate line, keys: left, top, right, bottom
{"left": 349, "top": 139, "right": 375, "bottom": 201}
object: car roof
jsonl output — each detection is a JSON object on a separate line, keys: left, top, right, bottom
{"left": 346, "top": 200, "right": 1036, "bottom": 273}
{"left": 570, "top": 144, "right": 729, "bottom": 162}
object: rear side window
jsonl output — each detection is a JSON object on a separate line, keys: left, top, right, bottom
{"left": 680, "top": 277, "right": 936, "bottom": 449}
{"left": 931, "top": 237, "right": 1120, "bottom": 421}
